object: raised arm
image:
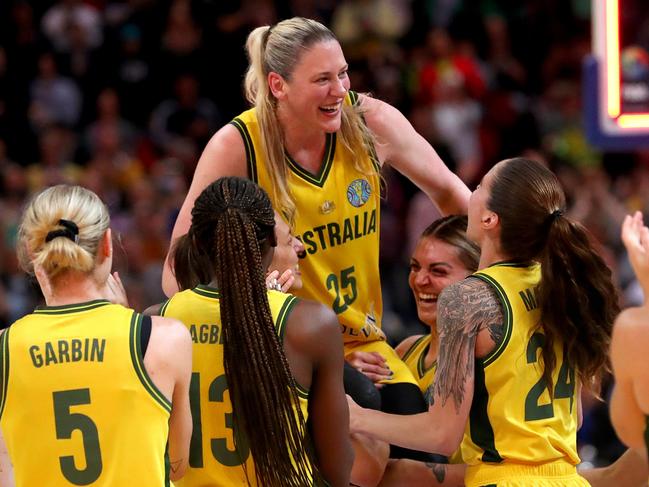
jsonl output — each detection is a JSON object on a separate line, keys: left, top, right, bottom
{"left": 146, "top": 316, "right": 193, "bottom": 481}
{"left": 285, "top": 301, "right": 353, "bottom": 487}
{"left": 610, "top": 308, "right": 649, "bottom": 451}
{"left": 162, "top": 124, "right": 248, "bottom": 296}
{"left": 361, "top": 95, "right": 470, "bottom": 215}
{"left": 621, "top": 211, "right": 649, "bottom": 298}
{"left": 349, "top": 277, "right": 503, "bottom": 455}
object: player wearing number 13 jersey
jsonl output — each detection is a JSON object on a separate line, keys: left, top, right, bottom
{"left": 161, "top": 287, "right": 308, "bottom": 486}
{"left": 0, "top": 185, "right": 192, "bottom": 487}
{"left": 161, "top": 177, "right": 352, "bottom": 486}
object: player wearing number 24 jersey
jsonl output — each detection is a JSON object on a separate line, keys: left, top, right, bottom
{"left": 348, "top": 158, "right": 618, "bottom": 487}
{"left": 0, "top": 185, "right": 192, "bottom": 487}
{"left": 160, "top": 287, "right": 309, "bottom": 486}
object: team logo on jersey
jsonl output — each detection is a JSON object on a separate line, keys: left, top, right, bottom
{"left": 320, "top": 200, "right": 336, "bottom": 214}
{"left": 346, "top": 179, "right": 371, "bottom": 208}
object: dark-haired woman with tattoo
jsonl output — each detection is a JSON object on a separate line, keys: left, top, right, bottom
{"left": 379, "top": 215, "right": 479, "bottom": 487}
{"left": 349, "top": 158, "right": 619, "bottom": 486}
{"left": 157, "top": 176, "right": 353, "bottom": 486}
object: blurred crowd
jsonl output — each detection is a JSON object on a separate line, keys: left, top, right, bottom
{"left": 0, "top": 0, "right": 648, "bottom": 468}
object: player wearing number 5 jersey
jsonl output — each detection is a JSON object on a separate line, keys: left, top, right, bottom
{"left": 0, "top": 185, "right": 192, "bottom": 487}
{"left": 159, "top": 177, "right": 352, "bottom": 486}
{"left": 349, "top": 158, "right": 619, "bottom": 486}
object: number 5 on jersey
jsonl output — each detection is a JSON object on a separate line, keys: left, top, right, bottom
{"left": 53, "top": 388, "right": 103, "bottom": 485}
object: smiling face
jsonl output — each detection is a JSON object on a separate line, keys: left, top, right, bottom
{"left": 270, "top": 214, "right": 304, "bottom": 289}
{"left": 408, "top": 236, "right": 474, "bottom": 327}
{"left": 273, "top": 40, "right": 350, "bottom": 133}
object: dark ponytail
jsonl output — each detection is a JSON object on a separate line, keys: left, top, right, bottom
{"left": 536, "top": 217, "right": 618, "bottom": 395}
{"left": 176, "top": 177, "right": 317, "bottom": 486}
{"left": 488, "top": 158, "right": 618, "bottom": 395}
{"left": 170, "top": 232, "right": 212, "bottom": 290}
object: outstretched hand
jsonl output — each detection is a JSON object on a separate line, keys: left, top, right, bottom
{"left": 621, "top": 211, "right": 649, "bottom": 296}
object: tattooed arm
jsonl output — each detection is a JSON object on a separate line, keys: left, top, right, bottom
{"left": 348, "top": 277, "right": 504, "bottom": 455}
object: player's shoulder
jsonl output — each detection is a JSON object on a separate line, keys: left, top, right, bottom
{"left": 395, "top": 334, "right": 425, "bottom": 358}
{"left": 150, "top": 315, "right": 191, "bottom": 349}
{"left": 284, "top": 298, "right": 341, "bottom": 353}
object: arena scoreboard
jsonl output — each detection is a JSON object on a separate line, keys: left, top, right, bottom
{"left": 584, "top": 0, "right": 649, "bottom": 148}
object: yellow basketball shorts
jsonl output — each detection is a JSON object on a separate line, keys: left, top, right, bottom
{"left": 465, "top": 461, "right": 590, "bottom": 487}
{"left": 345, "top": 340, "right": 418, "bottom": 386}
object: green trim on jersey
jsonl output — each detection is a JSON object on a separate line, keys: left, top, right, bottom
{"left": 191, "top": 284, "right": 221, "bottom": 299}
{"left": 159, "top": 298, "right": 172, "bottom": 317}
{"left": 487, "top": 260, "right": 535, "bottom": 269}
{"left": 129, "top": 312, "right": 172, "bottom": 413}
{"left": 471, "top": 274, "right": 513, "bottom": 367}
{"left": 33, "top": 299, "right": 111, "bottom": 315}
{"left": 295, "top": 383, "right": 309, "bottom": 399}
{"left": 401, "top": 335, "right": 426, "bottom": 362}
{"left": 285, "top": 132, "right": 336, "bottom": 187}
{"left": 470, "top": 361, "right": 503, "bottom": 463}
{"left": 274, "top": 294, "right": 299, "bottom": 342}
{"left": 230, "top": 117, "right": 258, "bottom": 183}
{"left": 0, "top": 328, "right": 9, "bottom": 419}
{"left": 417, "top": 344, "right": 436, "bottom": 379}
{"left": 164, "top": 445, "right": 171, "bottom": 487}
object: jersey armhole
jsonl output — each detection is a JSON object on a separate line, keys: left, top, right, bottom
{"left": 141, "top": 314, "right": 152, "bottom": 358}
{"left": 0, "top": 328, "right": 10, "bottom": 419}
{"left": 129, "top": 312, "right": 172, "bottom": 414}
{"left": 470, "top": 274, "right": 513, "bottom": 367}
{"left": 229, "top": 117, "right": 257, "bottom": 183}
{"left": 275, "top": 295, "right": 310, "bottom": 397}
{"left": 401, "top": 335, "right": 427, "bottom": 362}
{"left": 274, "top": 294, "right": 299, "bottom": 343}
{"left": 158, "top": 298, "right": 172, "bottom": 317}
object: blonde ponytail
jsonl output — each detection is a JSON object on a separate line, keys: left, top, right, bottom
{"left": 242, "top": 17, "right": 379, "bottom": 227}
{"left": 18, "top": 185, "right": 110, "bottom": 280}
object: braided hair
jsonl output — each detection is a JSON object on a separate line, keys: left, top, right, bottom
{"left": 172, "top": 177, "right": 317, "bottom": 486}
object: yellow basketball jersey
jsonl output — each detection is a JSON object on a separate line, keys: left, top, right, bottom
{"left": 460, "top": 262, "right": 579, "bottom": 467}
{"left": 0, "top": 300, "right": 171, "bottom": 487}
{"left": 160, "top": 285, "right": 310, "bottom": 486}
{"left": 401, "top": 335, "right": 437, "bottom": 397}
{"left": 230, "top": 92, "right": 385, "bottom": 344}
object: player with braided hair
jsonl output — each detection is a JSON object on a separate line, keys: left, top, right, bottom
{"left": 159, "top": 176, "right": 352, "bottom": 486}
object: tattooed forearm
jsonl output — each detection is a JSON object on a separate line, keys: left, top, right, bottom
{"left": 169, "top": 459, "right": 183, "bottom": 473}
{"left": 425, "top": 462, "right": 446, "bottom": 483}
{"left": 433, "top": 278, "right": 504, "bottom": 413}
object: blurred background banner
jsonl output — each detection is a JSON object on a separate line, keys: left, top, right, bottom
{"left": 585, "top": 0, "right": 649, "bottom": 149}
